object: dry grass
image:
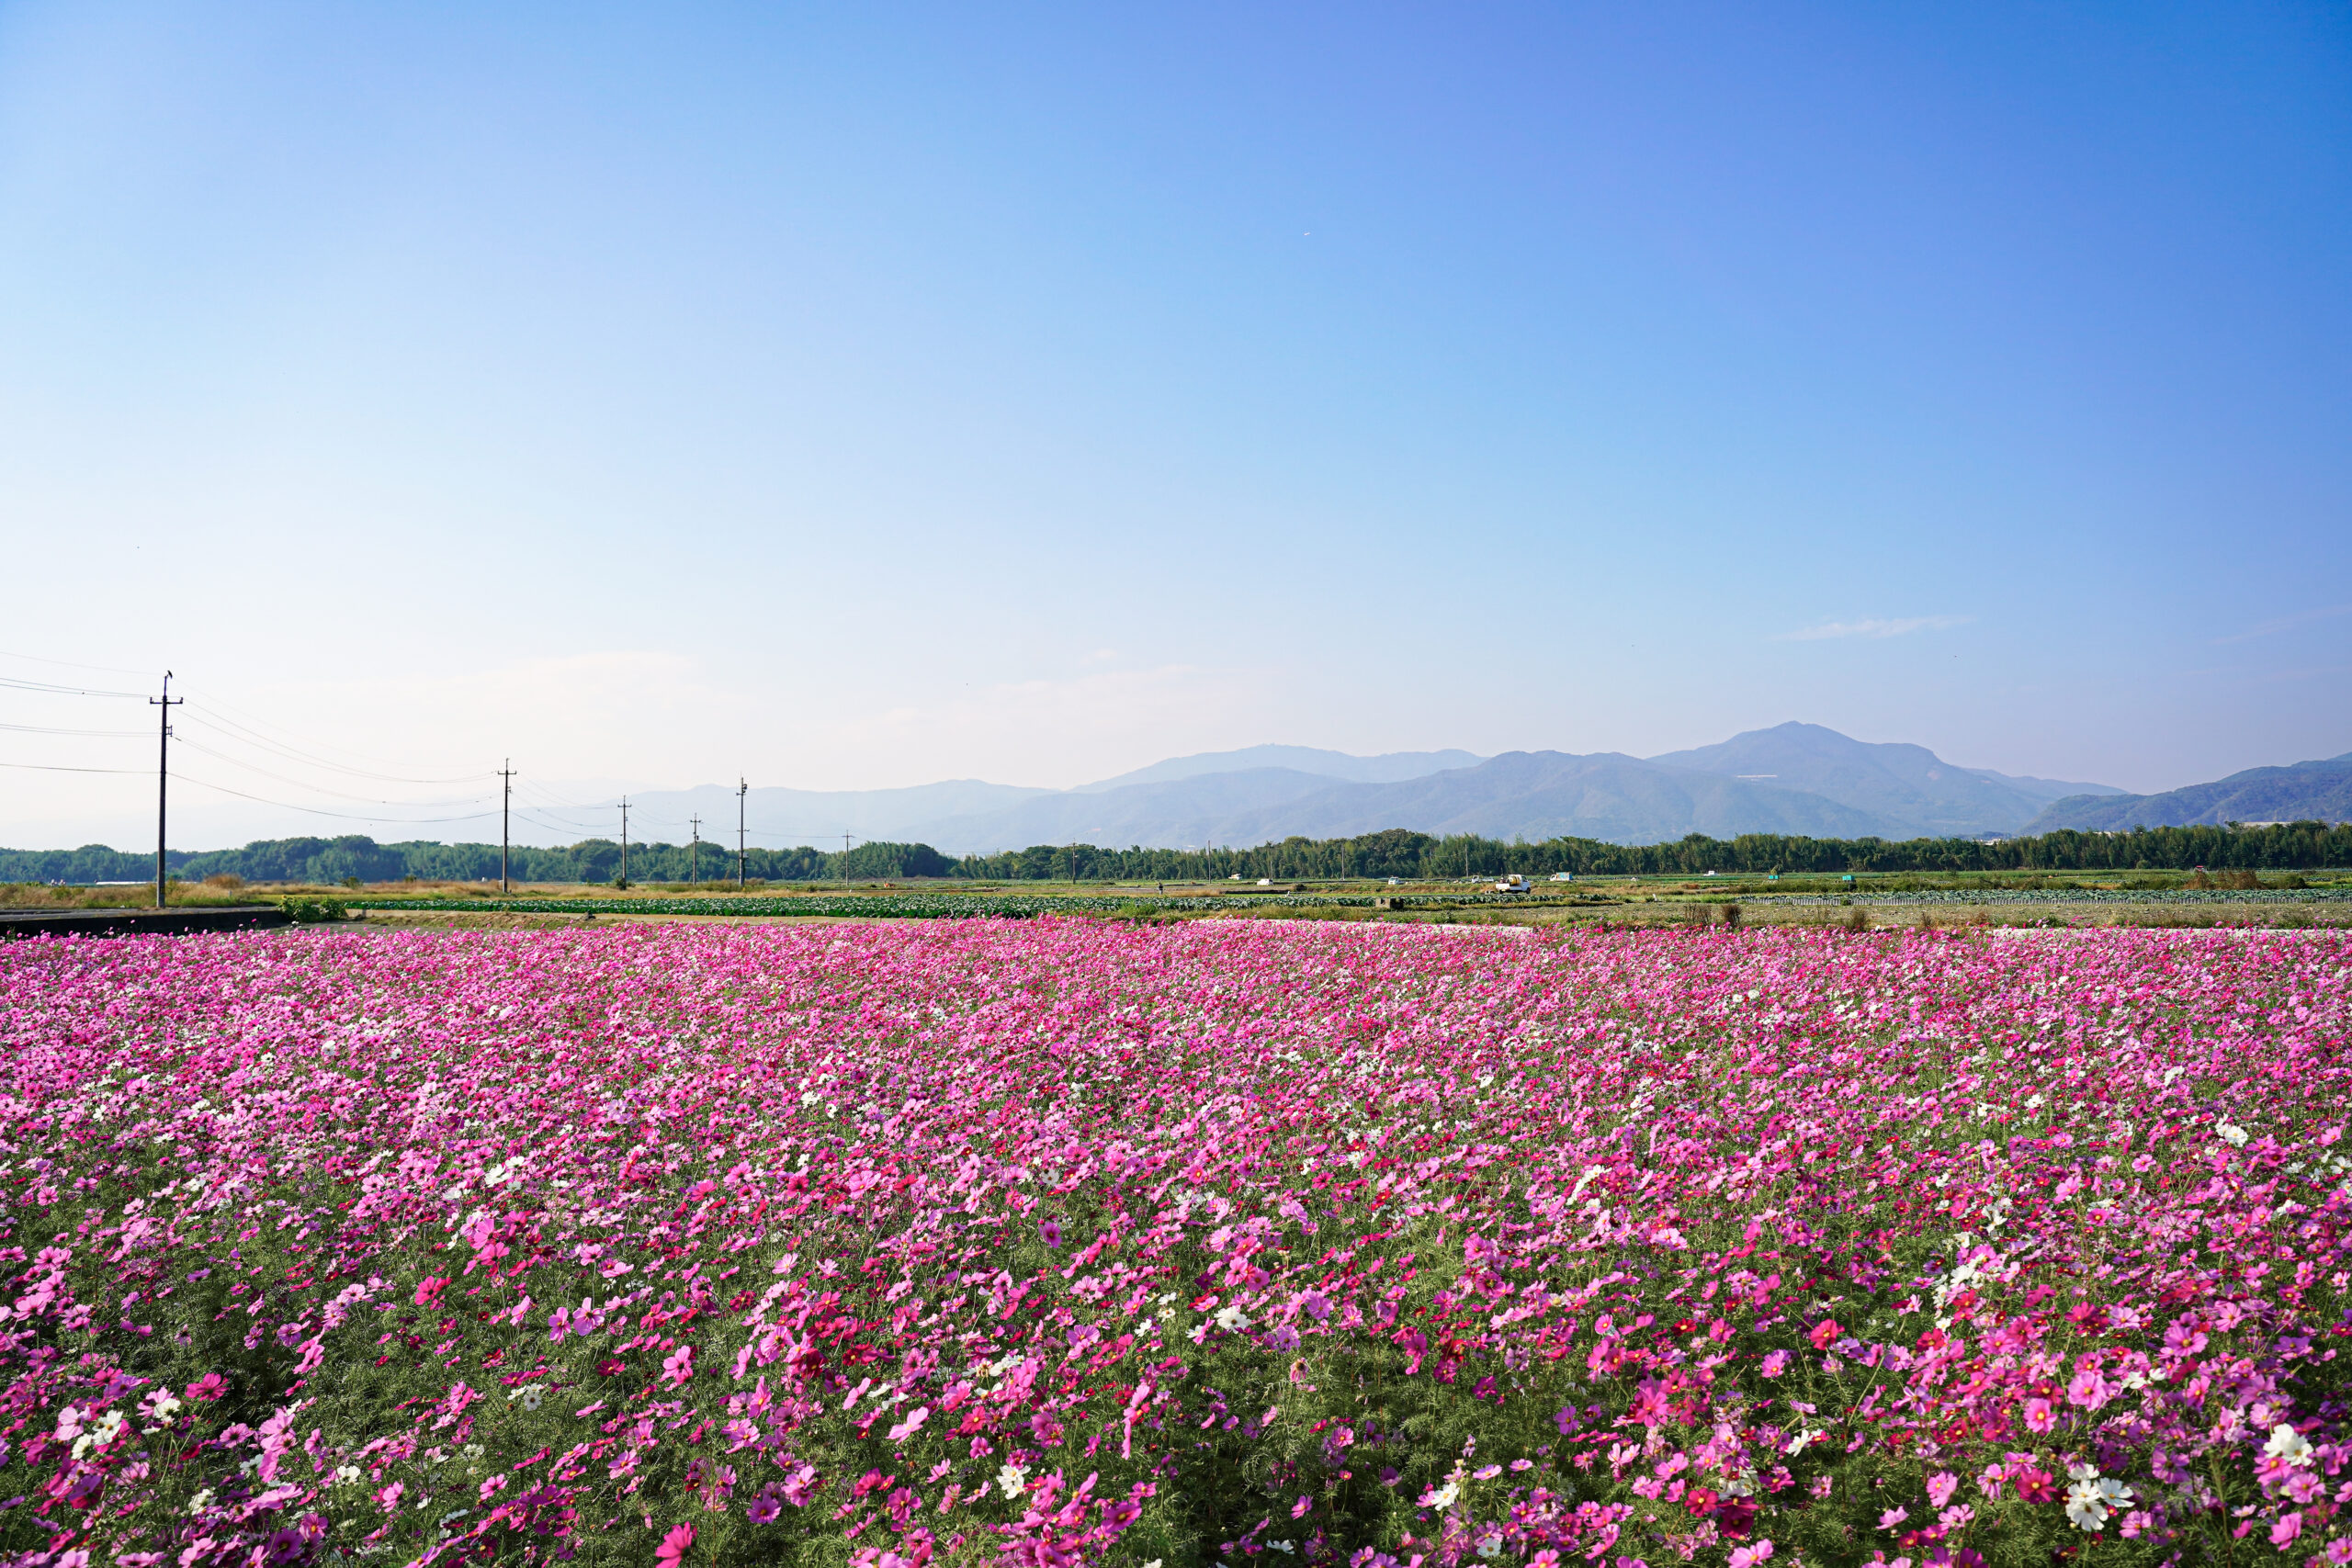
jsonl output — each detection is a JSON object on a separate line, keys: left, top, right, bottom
{"left": 0, "top": 883, "right": 254, "bottom": 910}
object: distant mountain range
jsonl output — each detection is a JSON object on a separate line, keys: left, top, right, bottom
{"left": 624, "top": 724, "right": 2135, "bottom": 852}
{"left": 2023, "top": 752, "right": 2352, "bottom": 833}
{"left": 1073, "top": 744, "right": 1486, "bottom": 793}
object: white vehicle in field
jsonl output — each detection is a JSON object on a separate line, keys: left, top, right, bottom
{"left": 1550, "top": 872, "right": 1575, "bottom": 882}
{"left": 1494, "top": 874, "right": 1532, "bottom": 894}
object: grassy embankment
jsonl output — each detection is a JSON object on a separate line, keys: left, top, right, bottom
{"left": 10, "top": 866, "right": 2350, "bottom": 930}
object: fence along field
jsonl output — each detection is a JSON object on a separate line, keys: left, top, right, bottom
{"left": 0, "top": 919, "right": 2344, "bottom": 1567}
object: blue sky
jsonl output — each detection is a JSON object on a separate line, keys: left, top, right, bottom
{"left": 3, "top": 3, "right": 2347, "bottom": 845}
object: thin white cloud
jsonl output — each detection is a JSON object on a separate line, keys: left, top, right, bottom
{"left": 1779, "top": 615, "right": 1969, "bottom": 642}
{"left": 2212, "top": 603, "right": 2352, "bottom": 645}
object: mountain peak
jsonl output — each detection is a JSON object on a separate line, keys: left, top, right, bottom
{"left": 1076, "top": 745, "right": 1485, "bottom": 794}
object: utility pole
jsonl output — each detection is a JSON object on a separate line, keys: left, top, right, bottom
{"left": 150, "top": 672, "right": 182, "bottom": 908}
{"left": 619, "top": 797, "right": 630, "bottom": 885}
{"left": 736, "top": 778, "right": 748, "bottom": 889}
{"left": 498, "top": 760, "right": 515, "bottom": 893}
{"left": 689, "top": 814, "right": 701, "bottom": 885}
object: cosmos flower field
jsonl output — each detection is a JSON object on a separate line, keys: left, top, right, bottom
{"left": 0, "top": 920, "right": 2346, "bottom": 1568}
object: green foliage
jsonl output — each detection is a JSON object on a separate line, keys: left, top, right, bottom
{"left": 6, "top": 819, "right": 2349, "bottom": 891}
{"left": 277, "top": 896, "right": 352, "bottom": 923}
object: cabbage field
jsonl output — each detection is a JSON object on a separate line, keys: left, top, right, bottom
{"left": 0, "top": 919, "right": 2344, "bottom": 1568}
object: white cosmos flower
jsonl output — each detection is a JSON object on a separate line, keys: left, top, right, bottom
{"left": 996, "top": 1462, "right": 1029, "bottom": 1500}
{"left": 2063, "top": 1467, "right": 2132, "bottom": 1531}
{"left": 2266, "top": 1424, "right": 2314, "bottom": 1468}
{"left": 72, "top": 1410, "right": 124, "bottom": 1460}
{"left": 1215, "top": 1305, "right": 1249, "bottom": 1331}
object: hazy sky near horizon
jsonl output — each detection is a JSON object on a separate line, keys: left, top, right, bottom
{"left": 4, "top": 3, "right": 2349, "bottom": 847}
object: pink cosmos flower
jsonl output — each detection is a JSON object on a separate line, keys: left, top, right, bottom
{"left": 2065, "top": 1368, "right": 2109, "bottom": 1410}
{"left": 1926, "top": 1472, "right": 1958, "bottom": 1508}
{"left": 186, "top": 1373, "right": 226, "bottom": 1402}
{"left": 1759, "top": 1349, "right": 1789, "bottom": 1378}
{"left": 1729, "top": 1542, "right": 1774, "bottom": 1568}
{"left": 2023, "top": 1398, "right": 2056, "bottom": 1433}
{"left": 653, "top": 1523, "right": 695, "bottom": 1565}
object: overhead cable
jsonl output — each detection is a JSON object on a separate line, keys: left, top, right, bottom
{"left": 0, "top": 649, "right": 158, "bottom": 678}
{"left": 0, "top": 721, "right": 148, "bottom": 739}
{"left": 171, "top": 736, "right": 496, "bottom": 808}
{"left": 0, "top": 675, "right": 151, "bottom": 700}
{"left": 174, "top": 774, "right": 503, "bottom": 825}
{"left": 179, "top": 706, "right": 494, "bottom": 785}
{"left": 0, "top": 759, "right": 148, "bottom": 773}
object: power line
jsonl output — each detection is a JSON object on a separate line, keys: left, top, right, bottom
{"left": 170, "top": 774, "right": 503, "bottom": 825}
{"left": 0, "top": 648, "right": 158, "bottom": 678}
{"left": 511, "top": 778, "right": 628, "bottom": 817}
{"left": 171, "top": 736, "right": 495, "bottom": 807}
{"left": 182, "top": 690, "right": 481, "bottom": 777}
{"left": 0, "top": 759, "right": 147, "bottom": 773}
{"left": 177, "top": 707, "right": 493, "bottom": 785}
{"left": 0, "top": 720, "right": 148, "bottom": 738}
{"left": 0, "top": 674, "right": 151, "bottom": 700}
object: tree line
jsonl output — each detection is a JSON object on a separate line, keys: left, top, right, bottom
{"left": 3, "top": 819, "right": 2346, "bottom": 888}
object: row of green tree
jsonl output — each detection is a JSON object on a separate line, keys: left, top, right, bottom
{"left": 0, "top": 836, "right": 949, "bottom": 886}
{"left": 946, "top": 820, "right": 2352, "bottom": 880}
{"left": 3, "top": 819, "right": 2346, "bottom": 888}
